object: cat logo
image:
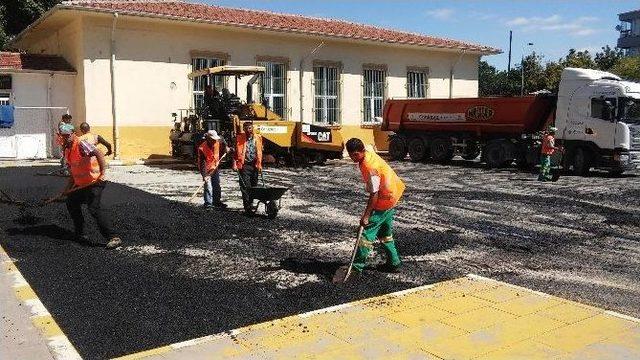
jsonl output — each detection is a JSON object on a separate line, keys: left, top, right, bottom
{"left": 466, "top": 105, "right": 494, "bottom": 121}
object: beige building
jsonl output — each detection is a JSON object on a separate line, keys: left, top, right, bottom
{"left": 11, "top": 0, "right": 499, "bottom": 160}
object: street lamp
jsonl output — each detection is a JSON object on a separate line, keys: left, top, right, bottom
{"left": 521, "top": 42, "right": 534, "bottom": 96}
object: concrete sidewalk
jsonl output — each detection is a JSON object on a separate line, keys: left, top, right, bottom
{"left": 118, "top": 275, "right": 640, "bottom": 360}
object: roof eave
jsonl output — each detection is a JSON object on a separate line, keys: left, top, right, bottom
{"left": 44, "top": 4, "right": 501, "bottom": 55}
{"left": 0, "top": 68, "right": 77, "bottom": 76}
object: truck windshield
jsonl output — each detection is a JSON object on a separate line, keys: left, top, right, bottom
{"left": 620, "top": 98, "right": 640, "bottom": 124}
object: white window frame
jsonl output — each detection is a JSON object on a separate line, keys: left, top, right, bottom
{"left": 362, "top": 68, "right": 386, "bottom": 124}
{"left": 191, "top": 57, "right": 225, "bottom": 110}
{"left": 258, "top": 61, "right": 287, "bottom": 119}
{"left": 313, "top": 65, "right": 341, "bottom": 125}
{"left": 0, "top": 74, "right": 11, "bottom": 106}
{"left": 407, "top": 70, "right": 429, "bottom": 99}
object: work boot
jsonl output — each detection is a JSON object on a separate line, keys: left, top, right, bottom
{"left": 214, "top": 201, "right": 228, "bottom": 209}
{"left": 75, "top": 234, "right": 92, "bottom": 246}
{"left": 106, "top": 237, "right": 122, "bottom": 249}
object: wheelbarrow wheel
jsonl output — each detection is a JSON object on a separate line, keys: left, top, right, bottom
{"left": 266, "top": 201, "right": 278, "bottom": 219}
{"left": 244, "top": 199, "right": 257, "bottom": 216}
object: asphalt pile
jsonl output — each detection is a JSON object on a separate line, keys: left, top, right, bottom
{"left": 1, "top": 160, "right": 639, "bottom": 358}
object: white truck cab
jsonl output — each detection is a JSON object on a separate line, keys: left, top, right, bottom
{"left": 556, "top": 68, "right": 640, "bottom": 174}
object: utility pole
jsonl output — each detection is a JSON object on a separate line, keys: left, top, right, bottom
{"left": 521, "top": 42, "right": 533, "bottom": 96}
{"left": 507, "top": 31, "right": 512, "bottom": 72}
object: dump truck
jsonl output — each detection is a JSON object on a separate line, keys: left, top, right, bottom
{"left": 384, "top": 67, "right": 640, "bottom": 174}
{"left": 170, "top": 66, "right": 343, "bottom": 166}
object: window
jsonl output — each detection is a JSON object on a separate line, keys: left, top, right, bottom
{"left": 258, "top": 61, "right": 287, "bottom": 119}
{"left": 192, "top": 57, "right": 225, "bottom": 110}
{"left": 591, "top": 97, "right": 617, "bottom": 121}
{"left": 0, "top": 75, "right": 11, "bottom": 106}
{"left": 313, "top": 66, "right": 340, "bottom": 125}
{"left": 362, "top": 68, "right": 386, "bottom": 124}
{"left": 407, "top": 70, "right": 428, "bottom": 98}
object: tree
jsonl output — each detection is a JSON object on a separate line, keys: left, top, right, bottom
{"left": 611, "top": 56, "right": 640, "bottom": 81}
{"left": 0, "top": 0, "right": 62, "bottom": 50}
{"left": 562, "top": 49, "right": 596, "bottom": 69}
{"left": 594, "top": 45, "right": 623, "bottom": 71}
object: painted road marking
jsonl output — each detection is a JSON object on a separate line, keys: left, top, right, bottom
{"left": 113, "top": 274, "right": 640, "bottom": 359}
{"left": 1, "top": 244, "right": 82, "bottom": 360}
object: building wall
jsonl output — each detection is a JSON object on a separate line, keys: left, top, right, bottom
{"left": 20, "top": 12, "right": 482, "bottom": 160}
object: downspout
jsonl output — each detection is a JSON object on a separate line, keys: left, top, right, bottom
{"left": 449, "top": 50, "right": 466, "bottom": 99}
{"left": 110, "top": 13, "right": 120, "bottom": 159}
{"left": 47, "top": 73, "right": 53, "bottom": 158}
{"left": 298, "top": 42, "right": 324, "bottom": 123}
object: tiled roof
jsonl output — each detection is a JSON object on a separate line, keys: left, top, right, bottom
{"left": 0, "top": 52, "right": 76, "bottom": 73}
{"left": 60, "top": 1, "right": 500, "bottom": 54}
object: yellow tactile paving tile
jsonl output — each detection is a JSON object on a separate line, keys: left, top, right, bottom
{"left": 120, "top": 275, "right": 640, "bottom": 360}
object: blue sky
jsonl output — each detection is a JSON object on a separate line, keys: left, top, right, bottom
{"left": 207, "top": 0, "right": 638, "bottom": 69}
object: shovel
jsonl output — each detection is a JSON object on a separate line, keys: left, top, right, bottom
{"left": 332, "top": 226, "right": 364, "bottom": 284}
{"left": 188, "top": 152, "right": 228, "bottom": 204}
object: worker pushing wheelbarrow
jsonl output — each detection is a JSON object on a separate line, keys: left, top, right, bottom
{"left": 234, "top": 121, "right": 288, "bottom": 218}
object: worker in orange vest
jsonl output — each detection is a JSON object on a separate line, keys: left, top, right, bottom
{"left": 79, "top": 122, "right": 113, "bottom": 156}
{"left": 538, "top": 126, "right": 561, "bottom": 181}
{"left": 58, "top": 123, "right": 121, "bottom": 249}
{"left": 346, "top": 138, "right": 405, "bottom": 275}
{"left": 197, "top": 130, "right": 229, "bottom": 209}
{"left": 233, "top": 121, "right": 263, "bottom": 211}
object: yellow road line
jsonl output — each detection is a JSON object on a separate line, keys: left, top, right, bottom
{"left": 1, "top": 244, "right": 82, "bottom": 360}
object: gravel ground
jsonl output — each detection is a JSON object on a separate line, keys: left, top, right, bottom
{"left": 1, "top": 159, "right": 639, "bottom": 358}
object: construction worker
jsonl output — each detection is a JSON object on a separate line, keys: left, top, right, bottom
{"left": 538, "top": 126, "right": 561, "bottom": 181}
{"left": 197, "top": 130, "right": 229, "bottom": 209}
{"left": 234, "top": 121, "right": 263, "bottom": 211}
{"left": 56, "top": 114, "right": 73, "bottom": 175}
{"left": 346, "top": 138, "right": 405, "bottom": 274}
{"left": 79, "top": 122, "right": 113, "bottom": 156}
{"left": 58, "top": 123, "right": 122, "bottom": 249}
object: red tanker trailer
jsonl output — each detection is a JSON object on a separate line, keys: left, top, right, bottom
{"left": 382, "top": 95, "right": 557, "bottom": 167}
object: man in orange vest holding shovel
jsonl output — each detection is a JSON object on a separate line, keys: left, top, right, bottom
{"left": 58, "top": 123, "right": 121, "bottom": 249}
{"left": 346, "top": 138, "right": 405, "bottom": 275}
{"left": 197, "top": 130, "right": 229, "bottom": 209}
{"left": 233, "top": 122, "right": 263, "bottom": 211}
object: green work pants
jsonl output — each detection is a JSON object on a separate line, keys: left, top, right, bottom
{"left": 352, "top": 209, "right": 401, "bottom": 272}
{"left": 538, "top": 155, "right": 552, "bottom": 181}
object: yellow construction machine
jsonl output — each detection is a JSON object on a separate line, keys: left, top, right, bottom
{"left": 170, "top": 65, "right": 343, "bottom": 165}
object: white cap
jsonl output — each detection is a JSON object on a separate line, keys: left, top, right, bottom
{"left": 205, "top": 130, "right": 221, "bottom": 140}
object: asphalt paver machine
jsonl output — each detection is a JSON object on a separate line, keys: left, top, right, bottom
{"left": 170, "top": 66, "right": 344, "bottom": 166}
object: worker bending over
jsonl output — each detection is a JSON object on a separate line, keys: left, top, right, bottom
{"left": 79, "top": 122, "right": 113, "bottom": 156}
{"left": 234, "top": 121, "right": 263, "bottom": 211}
{"left": 538, "top": 126, "right": 561, "bottom": 181}
{"left": 58, "top": 123, "right": 121, "bottom": 249}
{"left": 198, "top": 130, "right": 229, "bottom": 209}
{"left": 347, "top": 138, "right": 405, "bottom": 274}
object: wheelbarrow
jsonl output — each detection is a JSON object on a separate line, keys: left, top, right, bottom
{"left": 239, "top": 172, "right": 288, "bottom": 219}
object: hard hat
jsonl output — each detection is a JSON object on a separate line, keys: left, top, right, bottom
{"left": 205, "top": 130, "right": 221, "bottom": 140}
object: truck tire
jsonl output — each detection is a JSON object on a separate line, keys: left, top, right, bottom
{"left": 500, "top": 141, "right": 516, "bottom": 167}
{"left": 430, "top": 137, "right": 454, "bottom": 163}
{"left": 572, "top": 147, "right": 592, "bottom": 176}
{"left": 408, "top": 138, "right": 427, "bottom": 162}
{"left": 483, "top": 141, "right": 506, "bottom": 168}
{"left": 389, "top": 136, "right": 408, "bottom": 161}
{"left": 462, "top": 142, "right": 480, "bottom": 160}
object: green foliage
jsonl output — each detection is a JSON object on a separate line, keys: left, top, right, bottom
{"left": 0, "top": 0, "right": 62, "bottom": 50}
{"left": 480, "top": 46, "right": 639, "bottom": 96}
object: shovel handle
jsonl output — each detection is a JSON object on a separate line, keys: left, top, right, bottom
{"left": 344, "top": 226, "right": 364, "bottom": 282}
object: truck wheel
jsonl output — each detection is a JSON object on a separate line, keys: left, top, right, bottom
{"left": 462, "top": 142, "right": 480, "bottom": 161}
{"left": 408, "top": 138, "right": 427, "bottom": 162}
{"left": 431, "top": 138, "right": 454, "bottom": 163}
{"left": 483, "top": 142, "right": 506, "bottom": 168}
{"left": 572, "top": 147, "right": 592, "bottom": 176}
{"left": 389, "top": 137, "right": 408, "bottom": 161}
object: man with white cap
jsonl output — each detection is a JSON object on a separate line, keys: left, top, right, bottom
{"left": 538, "top": 125, "right": 561, "bottom": 181}
{"left": 197, "top": 130, "right": 229, "bottom": 209}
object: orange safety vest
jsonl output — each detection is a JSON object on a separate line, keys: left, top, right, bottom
{"left": 234, "top": 133, "right": 263, "bottom": 170}
{"left": 64, "top": 137, "right": 101, "bottom": 186}
{"left": 197, "top": 140, "right": 220, "bottom": 173}
{"left": 359, "top": 151, "right": 405, "bottom": 211}
{"left": 541, "top": 134, "right": 555, "bottom": 155}
{"left": 79, "top": 132, "right": 99, "bottom": 145}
